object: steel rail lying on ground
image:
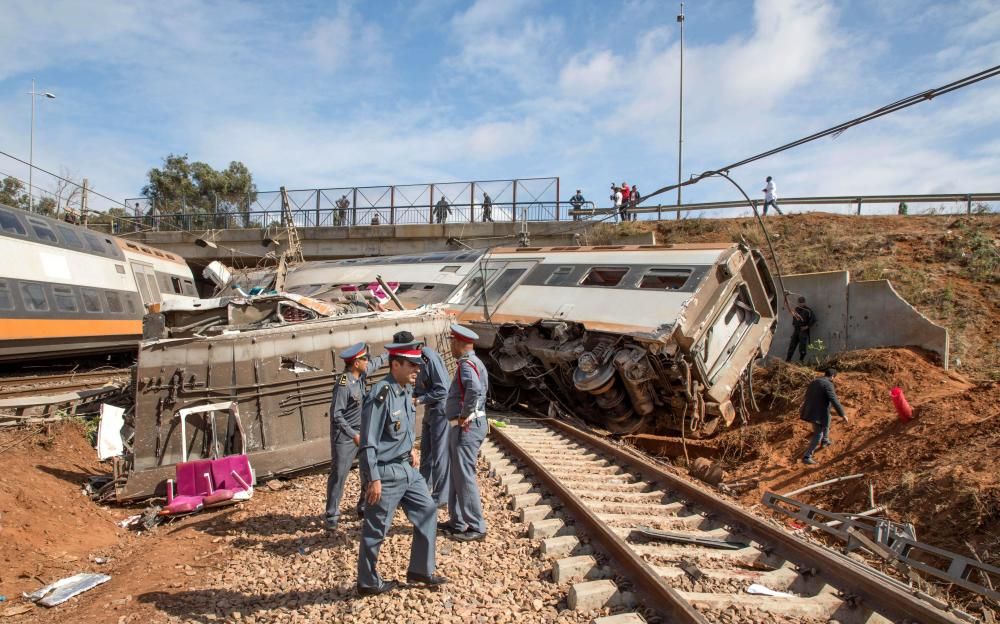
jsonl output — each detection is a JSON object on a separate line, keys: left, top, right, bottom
{"left": 490, "top": 417, "right": 708, "bottom": 624}
{"left": 492, "top": 416, "right": 964, "bottom": 624}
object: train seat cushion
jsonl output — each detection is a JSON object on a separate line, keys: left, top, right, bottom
{"left": 175, "top": 459, "right": 215, "bottom": 497}
{"left": 160, "top": 495, "right": 204, "bottom": 516}
{"left": 202, "top": 488, "right": 236, "bottom": 507}
{"left": 209, "top": 455, "right": 255, "bottom": 503}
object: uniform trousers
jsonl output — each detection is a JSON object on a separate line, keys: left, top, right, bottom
{"left": 325, "top": 430, "right": 365, "bottom": 525}
{"left": 419, "top": 403, "right": 450, "bottom": 507}
{"left": 447, "top": 417, "right": 487, "bottom": 534}
{"left": 357, "top": 462, "right": 437, "bottom": 589}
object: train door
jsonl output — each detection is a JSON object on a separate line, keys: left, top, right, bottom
{"left": 130, "top": 262, "right": 161, "bottom": 306}
{"left": 447, "top": 260, "right": 536, "bottom": 316}
{"left": 697, "top": 287, "right": 759, "bottom": 384}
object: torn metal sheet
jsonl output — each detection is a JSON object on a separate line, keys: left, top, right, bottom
{"left": 25, "top": 573, "right": 111, "bottom": 607}
{"left": 636, "top": 527, "right": 748, "bottom": 550}
{"left": 118, "top": 307, "right": 455, "bottom": 500}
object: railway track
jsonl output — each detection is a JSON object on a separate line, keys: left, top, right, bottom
{"left": 484, "top": 415, "right": 967, "bottom": 624}
{"left": 0, "top": 369, "right": 130, "bottom": 400}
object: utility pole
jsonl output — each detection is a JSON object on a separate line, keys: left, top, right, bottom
{"left": 676, "top": 2, "right": 685, "bottom": 220}
{"left": 81, "top": 178, "right": 89, "bottom": 227}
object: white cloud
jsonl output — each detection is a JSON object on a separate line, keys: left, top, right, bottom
{"left": 558, "top": 51, "right": 622, "bottom": 98}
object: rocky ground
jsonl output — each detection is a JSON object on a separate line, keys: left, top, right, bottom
{"left": 0, "top": 430, "right": 629, "bottom": 624}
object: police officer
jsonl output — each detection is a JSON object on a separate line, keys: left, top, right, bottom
{"left": 324, "top": 342, "right": 388, "bottom": 531}
{"left": 393, "top": 330, "right": 450, "bottom": 507}
{"left": 357, "top": 341, "right": 446, "bottom": 595}
{"left": 786, "top": 296, "right": 815, "bottom": 363}
{"left": 440, "top": 324, "right": 489, "bottom": 542}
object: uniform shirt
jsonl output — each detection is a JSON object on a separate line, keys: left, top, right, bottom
{"left": 764, "top": 180, "right": 777, "bottom": 201}
{"left": 570, "top": 193, "right": 585, "bottom": 208}
{"left": 330, "top": 353, "right": 389, "bottom": 439}
{"left": 359, "top": 376, "right": 416, "bottom": 482}
{"left": 414, "top": 346, "right": 449, "bottom": 408}
{"left": 445, "top": 352, "right": 489, "bottom": 420}
{"left": 792, "top": 304, "right": 815, "bottom": 330}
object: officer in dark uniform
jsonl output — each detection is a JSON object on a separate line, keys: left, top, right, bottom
{"left": 357, "top": 341, "right": 446, "bottom": 596}
{"left": 392, "top": 330, "right": 451, "bottom": 507}
{"left": 786, "top": 296, "right": 815, "bottom": 363}
{"left": 440, "top": 324, "right": 489, "bottom": 542}
{"left": 324, "top": 342, "right": 388, "bottom": 530}
{"left": 800, "top": 368, "right": 849, "bottom": 465}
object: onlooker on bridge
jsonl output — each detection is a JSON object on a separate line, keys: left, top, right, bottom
{"left": 620, "top": 182, "right": 631, "bottom": 222}
{"left": 630, "top": 185, "right": 640, "bottom": 221}
{"left": 762, "top": 176, "right": 783, "bottom": 215}
{"left": 481, "top": 192, "right": 493, "bottom": 222}
{"left": 370, "top": 212, "right": 381, "bottom": 226}
{"left": 435, "top": 197, "right": 452, "bottom": 224}
{"left": 335, "top": 194, "right": 351, "bottom": 226}
{"left": 610, "top": 184, "right": 623, "bottom": 222}
{"left": 569, "top": 189, "right": 586, "bottom": 221}
{"left": 898, "top": 201, "right": 908, "bottom": 215}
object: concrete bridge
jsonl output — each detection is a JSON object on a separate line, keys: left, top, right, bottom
{"left": 122, "top": 221, "right": 654, "bottom": 267}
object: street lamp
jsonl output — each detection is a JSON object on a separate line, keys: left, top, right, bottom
{"left": 676, "top": 2, "right": 685, "bottom": 220}
{"left": 27, "top": 78, "right": 56, "bottom": 212}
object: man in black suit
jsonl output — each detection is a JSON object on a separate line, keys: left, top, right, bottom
{"left": 800, "top": 368, "right": 849, "bottom": 465}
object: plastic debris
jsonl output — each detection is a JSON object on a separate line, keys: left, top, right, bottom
{"left": 24, "top": 573, "right": 111, "bottom": 607}
{"left": 118, "top": 514, "right": 141, "bottom": 528}
{"left": 746, "top": 583, "right": 795, "bottom": 598}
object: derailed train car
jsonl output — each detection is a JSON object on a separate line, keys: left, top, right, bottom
{"left": 443, "top": 243, "right": 778, "bottom": 436}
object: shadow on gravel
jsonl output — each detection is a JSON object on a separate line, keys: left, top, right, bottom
{"left": 227, "top": 524, "right": 417, "bottom": 556}
{"left": 138, "top": 587, "right": 357, "bottom": 623}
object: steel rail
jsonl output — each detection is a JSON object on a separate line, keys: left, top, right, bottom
{"left": 539, "top": 417, "right": 963, "bottom": 624}
{"left": 490, "top": 420, "right": 709, "bottom": 624}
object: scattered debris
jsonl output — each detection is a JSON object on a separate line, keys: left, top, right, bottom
{"left": 679, "top": 560, "right": 704, "bottom": 581}
{"left": 689, "top": 457, "right": 724, "bottom": 486}
{"left": 96, "top": 403, "right": 126, "bottom": 460}
{"left": 24, "top": 572, "right": 111, "bottom": 607}
{"left": 746, "top": 583, "right": 795, "bottom": 598}
{"left": 782, "top": 473, "right": 864, "bottom": 497}
{"left": 636, "top": 527, "right": 747, "bottom": 550}
{"left": 117, "top": 514, "right": 141, "bottom": 528}
{"left": 1, "top": 603, "right": 33, "bottom": 617}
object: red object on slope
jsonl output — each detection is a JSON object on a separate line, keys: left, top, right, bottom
{"left": 891, "top": 386, "right": 913, "bottom": 423}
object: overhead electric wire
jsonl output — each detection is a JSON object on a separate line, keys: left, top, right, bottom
{"left": 640, "top": 63, "right": 1000, "bottom": 205}
{"left": 0, "top": 149, "right": 129, "bottom": 208}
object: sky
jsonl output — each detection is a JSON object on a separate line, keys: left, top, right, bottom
{"left": 0, "top": 0, "right": 998, "bottom": 214}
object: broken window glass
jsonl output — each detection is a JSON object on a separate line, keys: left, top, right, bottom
{"left": 580, "top": 267, "right": 628, "bottom": 287}
{"left": 638, "top": 268, "right": 691, "bottom": 290}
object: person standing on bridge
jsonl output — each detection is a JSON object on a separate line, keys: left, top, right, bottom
{"left": 440, "top": 324, "right": 489, "bottom": 542}
{"left": 785, "top": 296, "right": 815, "bottom": 363}
{"left": 762, "top": 176, "right": 783, "bottom": 216}
{"left": 325, "top": 342, "right": 388, "bottom": 531}
{"left": 357, "top": 340, "right": 447, "bottom": 595}
{"left": 336, "top": 194, "right": 351, "bottom": 226}
{"left": 435, "top": 197, "right": 452, "bottom": 224}
{"left": 570, "top": 189, "right": 585, "bottom": 221}
{"left": 393, "top": 330, "right": 450, "bottom": 507}
{"left": 481, "top": 192, "right": 493, "bottom": 222}
{"left": 800, "top": 368, "right": 848, "bottom": 465}
{"left": 630, "top": 185, "right": 640, "bottom": 221}
{"left": 611, "top": 184, "right": 623, "bottom": 222}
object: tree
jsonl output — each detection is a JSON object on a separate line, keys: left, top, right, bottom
{"left": 0, "top": 177, "right": 29, "bottom": 210}
{"left": 142, "top": 154, "right": 257, "bottom": 229}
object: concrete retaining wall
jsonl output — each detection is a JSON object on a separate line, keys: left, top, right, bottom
{"left": 766, "top": 271, "right": 948, "bottom": 368}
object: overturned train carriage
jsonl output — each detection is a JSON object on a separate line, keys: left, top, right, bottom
{"left": 118, "top": 308, "right": 455, "bottom": 500}
{"left": 444, "top": 243, "right": 778, "bottom": 436}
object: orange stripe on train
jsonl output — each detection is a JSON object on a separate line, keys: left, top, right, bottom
{"left": 0, "top": 318, "right": 143, "bottom": 339}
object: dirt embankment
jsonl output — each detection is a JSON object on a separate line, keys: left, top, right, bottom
{"left": 691, "top": 348, "right": 999, "bottom": 579}
{"left": 602, "top": 213, "right": 999, "bottom": 380}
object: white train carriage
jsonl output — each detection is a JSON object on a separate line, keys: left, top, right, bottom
{"left": 0, "top": 205, "right": 197, "bottom": 361}
{"left": 443, "top": 244, "right": 779, "bottom": 435}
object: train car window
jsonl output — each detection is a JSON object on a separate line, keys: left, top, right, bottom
{"left": 580, "top": 267, "right": 628, "bottom": 287}
{"left": 145, "top": 274, "right": 161, "bottom": 301}
{"left": 83, "top": 233, "right": 106, "bottom": 254}
{"left": 182, "top": 280, "right": 197, "bottom": 296}
{"left": 448, "top": 269, "right": 498, "bottom": 305}
{"left": 170, "top": 276, "right": 183, "bottom": 294}
{"left": 544, "top": 266, "right": 574, "bottom": 285}
{"left": 126, "top": 242, "right": 140, "bottom": 250}
{"left": 124, "top": 296, "right": 137, "bottom": 315}
{"left": 440, "top": 265, "right": 460, "bottom": 273}
{"left": 0, "top": 281, "right": 13, "bottom": 311}
{"left": 115, "top": 264, "right": 126, "bottom": 274}
{"left": 56, "top": 225, "right": 84, "bottom": 249}
{"left": 26, "top": 218, "right": 58, "bottom": 243}
{"left": 105, "top": 291, "right": 124, "bottom": 314}
{"left": 474, "top": 268, "right": 527, "bottom": 306}
{"left": 20, "top": 283, "right": 49, "bottom": 312}
{"left": 638, "top": 268, "right": 691, "bottom": 290}
{"left": 0, "top": 209, "right": 27, "bottom": 236}
{"left": 53, "top": 286, "right": 78, "bottom": 312}
{"left": 82, "top": 289, "right": 103, "bottom": 313}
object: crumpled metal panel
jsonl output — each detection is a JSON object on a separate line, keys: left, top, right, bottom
{"left": 120, "top": 307, "right": 455, "bottom": 500}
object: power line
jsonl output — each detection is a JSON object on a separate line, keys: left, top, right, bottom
{"left": 642, "top": 63, "right": 1000, "bottom": 204}
{"left": 0, "top": 149, "right": 128, "bottom": 208}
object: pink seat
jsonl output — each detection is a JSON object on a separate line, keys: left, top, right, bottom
{"left": 160, "top": 459, "right": 213, "bottom": 516}
{"left": 203, "top": 455, "right": 254, "bottom": 507}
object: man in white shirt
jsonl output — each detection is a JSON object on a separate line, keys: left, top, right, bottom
{"left": 611, "top": 184, "right": 623, "bottom": 222}
{"left": 762, "top": 176, "right": 783, "bottom": 216}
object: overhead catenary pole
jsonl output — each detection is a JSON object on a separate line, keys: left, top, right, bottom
{"left": 676, "top": 2, "right": 685, "bottom": 221}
